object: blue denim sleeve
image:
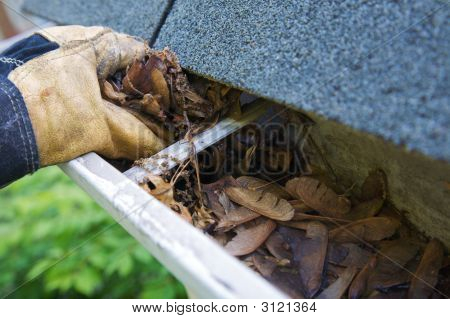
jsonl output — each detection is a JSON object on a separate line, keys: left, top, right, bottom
{"left": 0, "top": 34, "right": 59, "bottom": 187}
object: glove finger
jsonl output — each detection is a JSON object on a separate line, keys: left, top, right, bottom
{"left": 96, "top": 31, "right": 146, "bottom": 80}
{"left": 99, "top": 100, "right": 166, "bottom": 160}
{"left": 38, "top": 26, "right": 146, "bottom": 80}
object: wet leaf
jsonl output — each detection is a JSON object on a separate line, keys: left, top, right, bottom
{"left": 317, "top": 266, "right": 358, "bottom": 299}
{"left": 408, "top": 239, "right": 444, "bottom": 298}
{"left": 329, "top": 217, "right": 400, "bottom": 243}
{"left": 237, "top": 176, "right": 292, "bottom": 200}
{"left": 285, "top": 177, "right": 351, "bottom": 218}
{"left": 224, "top": 218, "right": 276, "bottom": 256}
{"left": 225, "top": 187, "right": 294, "bottom": 221}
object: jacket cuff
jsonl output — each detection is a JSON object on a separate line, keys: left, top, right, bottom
{"left": 0, "top": 75, "right": 39, "bottom": 187}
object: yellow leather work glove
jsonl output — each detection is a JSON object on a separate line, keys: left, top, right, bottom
{"left": 6, "top": 25, "right": 166, "bottom": 167}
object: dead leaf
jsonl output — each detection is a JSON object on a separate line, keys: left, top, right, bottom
{"left": 122, "top": 57, "right": 154, "bottom": 95}
{"left": 252, "top": 254, "right": 277, "bottom": 277}
{"left": 102, "top": 80, "right": 127, "bottom": 104}
{"left": 329, "top": 217, "right": 400, "bottom": 243}
{"left": 265, "top": 231, "right": 292, "bottom": 260}
{"left": 294, "top": 222, "right": 328, "bottom": 298}
{"left": 237, "top": 176, "right": 292, "bottom": 200}
{"left": 366, "top": 239, "right": 419, "bottom": 292}
{"left": 348, "top": 256, "right": 377, "bottom": 298}
{"left": 216, "top": 206, "right": 260, "bottom": 231}
{"left": 291, "top": 212, "right": 351, "bottom": 225}
{"left": 328, "top": 243, "right": 372, "bottom": 269}
{"left": 279, "top": 221, "right": 310, "bottom": 230}
{"left": 225, "top": 187, "right": 294, "bottom": 221}
{"left": 217, "top": 191, "right": 235, "bottom": 214}
{"left": 285, "top": 177, "right": 351, "bottom": 218}
{"left": 347, "top": 197, "right": 384, "bottom": 221}
{"left": 203, "top": 177, "right": 240, "bottom": 218}
{"left": 224, "top": 217, "right": 276, "bottom": 256}
{"left": 317, "top": 266, "right": 358, "bottom": 299}
{"left": 360, "top": 169, "right": 388, "bottom": 201}
{"left": 148, "top": 55, "right": 170, "bottom": 108}
{"left": 266, "top": 268, "right": 305, "bottom": 298}
{"left": 289, "top": 199, "right": 313, "bottom": 213}
{"left": 140, "top": 174, "right": 192, "bottom": 223}
{"left": 408, "top": 239, "right": 444, "bottom": 298}
{"left": 241, "top": 145, "right": 257, "bottom": 173}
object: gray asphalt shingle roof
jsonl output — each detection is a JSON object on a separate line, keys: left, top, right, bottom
{"left": 23, "top": 0, "right": 171, "bottom": 42}
{"left": 23, "top": 0, "right": 450, "bottom": 161}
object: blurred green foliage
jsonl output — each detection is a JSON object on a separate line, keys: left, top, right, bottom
{"left": 0, "top": 167, "right": 186, "bottom": 298}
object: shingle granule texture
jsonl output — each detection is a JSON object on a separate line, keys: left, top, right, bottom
{"left": 154, "top": 0, "right": 450, "bottom": 161}
{"left": 23, "top": 0, "right": 171, "bottom": 40}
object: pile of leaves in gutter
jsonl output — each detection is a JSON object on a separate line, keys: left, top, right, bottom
{"left": 102, "top": 46, "right": 240, "bottom": 145}
{"left": 102, "top": 47, "right": 449, "bottom": 299}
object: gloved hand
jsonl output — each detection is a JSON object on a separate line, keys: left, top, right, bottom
{"left": 0, "top": 25, "right": 166, "bottom": 185}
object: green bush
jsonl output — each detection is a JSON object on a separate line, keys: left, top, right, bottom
{"left": 0, "top": 167, "right": 186, "bottom": 298}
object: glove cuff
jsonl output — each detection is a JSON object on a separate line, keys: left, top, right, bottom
{"left": 0, "top": 34, "right": 59, "bottom": 186}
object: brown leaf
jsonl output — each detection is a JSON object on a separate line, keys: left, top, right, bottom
{"left": 265, "top": 232, "right": 292, "bottom": 260}
{"left": 327, "top": 243, "right": 372, "bottom": 269}
{"left": 203, "top": 177, "right": 240, "bottom": 218}
{"left": 148, "top": 55, "right": 170, "bottom": 108}
{"left": 295, "top": 222, "right": 328, "bottom": 298}
{"left": 224, "top": 217, "right": 276, "bottom": 256}
{"left": 360, "top": 169, "right": 388, "bottom": 201}
{"left": 329, "top": 217, "right": 400, "bottom": 243}
{"left": 140, "top": 175, "right": 192, "bottom": 223}
{"left": 279, "top": 221, "right": 310, "bottom": 230}
{"left": 216, "top": 206, "right": 260, "bottom": 231}
{"left": 366, "top": 239, "right": 419, "bottom": 292}
{"left": 102, "top": 80, "right": 127, "bottom": 104}
{"left": 289, "top": 199, "right": 313, "bottom": 213}
{"left": 348, "top": 256, "right": 377, "bottom": 298}
{"left": 317, "top": 266, "right": 358, "bottom": 299}
{"left": 241, "top": 145, "right": 257, "bottom": 173}
{"left": 291, "top": 212, "right": 351, "bottom": 225}
{"left": 129, "top": 93, "right": 163, "bottom": 117}
{"left": 266, "top": 268, "right": 305, "bottom": 299}
{"left": 408, "top": 239, "right": 444, "bottom": 298}
{"left": 237, "top": 176, "right": 292, "bottom": 200}
{"left": 122, "top": 58, "right": 153, "bottom": 95}
{"left": 347, "top": 197, "right": 384, "bottom": 221}
{"left": 252, "top": 254, "right": 277, "bottom": 277}
{"left": 285, "top": 177, "right": 351, "bottom": 218}
{"left": 225, "top": 187, "right": 294, "bottom": 221}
